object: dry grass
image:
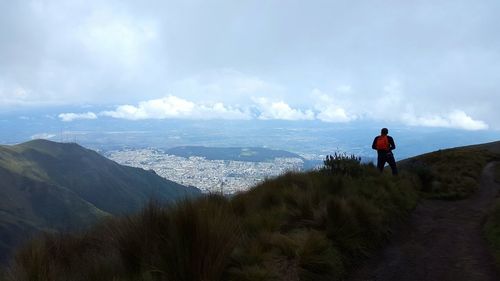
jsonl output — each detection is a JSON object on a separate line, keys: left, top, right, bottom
{"left": 401, "top": 148, "right": 497, "bottom": 199}
{"left": 227, "top": 166, "right": 418, "bottom": 280}
{"left": 5, "top": 160, "right": 420, "bottom": 281}
{"left": 495, "top": 163, "right": 500, "bottom": 183}
{"left": 484, "top": 162, "right": 500, "bottom": 270}
{"left": 6, "top": 196, "right": 240, "bottom": 281}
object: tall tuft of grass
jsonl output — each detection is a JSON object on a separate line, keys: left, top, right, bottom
{"left": 153, "top": 195, "right": 241, "bottom": 281}
{"left": 107, "top": 201, "right": 170, "bottom": 278}
{"left": 7, "top": 231, "right": 120, "bottom": 281}
{"left": 296, "top": 231, "right": 344, "bottom": 281}
{"left": 326, "top": 197, "right": 368, "bottom": 257}
{"left": 7, "top": 196, "right": 241, "bottom": 281}
{"left": 7, "top": 236, "right": 54, "bottom": 281}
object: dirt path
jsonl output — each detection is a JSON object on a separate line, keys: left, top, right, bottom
{"left": 348, "top": 162, "right": 500, "bottom": 281}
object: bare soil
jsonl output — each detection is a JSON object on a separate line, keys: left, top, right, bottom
{"left": 348, "top": 162, "right": 500, "bottom": 281}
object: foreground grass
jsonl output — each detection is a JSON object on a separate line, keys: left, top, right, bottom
{"left": 4, "top": 163, "right": 420, "bottom": 281}
{"left": 401, "top": 148, "right": 497, "bottom": 199}
{"left": 485, "top": 203, "right": 500, "bottom": 270}
{"left": 495, "top": 163, "right": 500, "bottom": 183}
{"left": 484, "top": 162, "right": 500, "bottom": 269}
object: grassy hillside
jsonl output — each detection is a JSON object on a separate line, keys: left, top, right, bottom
{"left": 404, "top": 140, "right": 500, "bottom": 271}
{"left": 0, "top": 140, "right": 200, "bottom": 263}
{"left": 484, "top": 161, "right": 500, "bottom": 269}
{"left": 3, "top": 141, "right": 500, "bottom": 280}
{"left": 399, "top": 141, "right": 500, "bottom": 199}
{"left": 7, "top": 140, "right": 200, "bottom": 214}
{"left": 497, "top": 163, "right": 500, "bottom": 182}
{"left": 3, "top": 158, "right": 421, "bottom": 281}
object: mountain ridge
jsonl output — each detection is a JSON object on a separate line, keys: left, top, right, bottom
{"left": 165, "top": 145, "right": 304, "bottom": 162}
{"left": 0, "top": 139, "right": 200, "bottom": 263}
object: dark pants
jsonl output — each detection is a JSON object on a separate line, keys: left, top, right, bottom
{"left": 377, "top": 151, "right": 398, "bottom": 175}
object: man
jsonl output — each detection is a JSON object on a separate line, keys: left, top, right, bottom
{"left": 372, "top": 128, "right": 398, "bottom": 175}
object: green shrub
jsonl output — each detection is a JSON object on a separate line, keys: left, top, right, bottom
{"left": 323, "top": 153, "right": 363, "bottom": 177}
{"left": 411, "top": 164, "right": 435, "bottom": 192}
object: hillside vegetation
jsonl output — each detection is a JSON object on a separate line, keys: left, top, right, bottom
{"left": 484, "top": 162, "right": 500, "bottom": 269}
{"left": 0, "top": 140, "right": 200, "bottom": 263}
{"left": 400, "top": 144, "right": 500, "bottom": 199}
{"left": 4, "top": 141, "right": 500, "bottom": 280}
{"left": 3, "top": 155, "right": 421, "bottom": 281}
{"left": 402, "top": 141, "right": 500, "bottom": 272}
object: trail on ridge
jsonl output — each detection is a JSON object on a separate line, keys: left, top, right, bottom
{"left": 349, "top": 162, "right": 500, "bottom": 281}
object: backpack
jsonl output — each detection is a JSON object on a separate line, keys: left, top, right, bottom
{"left": 376, "top": 135, "right": 389, "bottom": 150}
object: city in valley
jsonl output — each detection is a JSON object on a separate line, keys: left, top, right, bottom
{"left": 107, "top": 148, "right": 305, "bottom": 194}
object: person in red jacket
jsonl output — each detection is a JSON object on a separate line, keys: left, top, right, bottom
{"left": 372, "top": 128, "right": 398, "bottom": 175}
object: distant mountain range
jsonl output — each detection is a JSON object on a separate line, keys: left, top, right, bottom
{"left": 165, "top": 146, "right": 304, "bottom": 162}
{"left": 0, "top": 139, "right": 200, "bottom": 263}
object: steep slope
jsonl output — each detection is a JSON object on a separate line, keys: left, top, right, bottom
{"left": 398, "top": 140, "right": 500, "bottom": 199}
{"left": 0, "top": 139, "right": 200, "bottom": 263}
{"left": 3, "top": 156, "right": 422, "bottom": 280}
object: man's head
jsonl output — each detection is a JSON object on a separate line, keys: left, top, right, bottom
{"left": 381, "top": 128, "right": 389, "bottom": 135}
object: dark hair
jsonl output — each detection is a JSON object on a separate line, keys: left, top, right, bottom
{"left": 381, "top": 128, "right": 388, "bottom": 135}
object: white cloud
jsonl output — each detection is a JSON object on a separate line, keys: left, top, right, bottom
{"left": 58, "top": 112, "right": 98, "bottom": 122}
{"left": 102, "top": 96, "right": 195, "bottom": 120}
{"left": 31, "top": 133, "right": 56, "bottom": 140}
{"left": 403, "top": 110, "right": 488, "bottom": 130}
{"left": 253, "top": 98, "right": 314, "bottom": 121}
{"left": 362, "top": 79, "right": 406, "bottom": 121}
{"left": 77, "top": 8, "right": 157, "bottom": 69}
{"left": 197, "top": 103, "right": 252, "bottom": 120}
{"left": 103, "top": 95, "right": 314, "bottom": 122}
{"left": 101, "top": 95, "right": 251, "bottom": 120}
{"left": 2, "top": 1, "right": 500, "bottom": 129}
{"left": 447, "top": 110, "right": 489, "bottom": 130}
{"left": 316, "top": 107, "right": 353, "bottom": 123}
{"left": 0, "top": 86, "right": 30, "bottom": 106}
{"left": 311, "top": 89, "right": 356, "bottom": 123}
{"left": 336, "top": 85, "right": 352, "bottom": 94}
{"left": 94, "top": 93, "right": 489, "bottom": 132}
{"left": 170, "top": 69, "right": 285, "bottom": 104}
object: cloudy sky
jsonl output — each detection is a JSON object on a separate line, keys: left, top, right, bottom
{"left": 1, "top": 0, "right": 499, "bottom": 130}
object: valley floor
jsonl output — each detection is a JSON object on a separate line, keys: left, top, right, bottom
{"left": 349, "top": 162, "right": 500, "bottom": 281}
